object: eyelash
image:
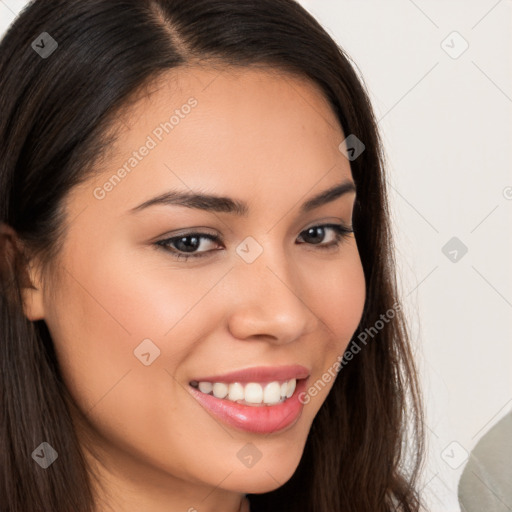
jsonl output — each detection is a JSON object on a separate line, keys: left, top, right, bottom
{"left": 155, "top": 223, "right": 354, "bottom": 262}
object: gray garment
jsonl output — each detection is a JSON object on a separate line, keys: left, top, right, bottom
{"left": 458, "top": 410, "right": 512, "bottom": 512}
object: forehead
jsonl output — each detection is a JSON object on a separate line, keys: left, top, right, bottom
{"left": 110, "top": 63, "right": 346, "bottom": 163}
{"left": 68, "top": 65, "right": 352, "bottom": 220}
{"left": 126, "top": 64, "right": 341, "bottom": 128}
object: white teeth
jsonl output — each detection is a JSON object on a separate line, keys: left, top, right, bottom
{"left": 286, "top": 378, "right": 296, "bottom": 398}
{"left": 194, "top": 378, "right": 297, "bottom": 406}
{"left": 228, "top": 382, "right": 245, "bottom": 402}
{"left": 198, "top": 382, "right": 213, "bottom": 394}
{"left": 212, "top": 382, "right": 229, "bottom": 399}
{"left": 263, "top": 381, "right": 282, "bottom": 405}
{"left": 244, "top": 383, "right": 263, "bottom": 403}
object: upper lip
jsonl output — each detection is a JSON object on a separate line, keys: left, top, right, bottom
{"left": 190, "top": 364, "right": 310, "bottom": 384}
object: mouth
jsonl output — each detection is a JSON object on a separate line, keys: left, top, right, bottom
{"left": 188, "top": 374, "right": 310, "bottom": 434}
{"left": 188, "top": 364, "right": 310, "bottom": 407}
{"left": 189, "top": 377, "right": 302, "bottom": 406}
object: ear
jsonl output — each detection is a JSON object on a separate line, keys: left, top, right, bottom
{"left": 21, "top": 257, "right": 46, "bottom": 321}
{"left": 0, "top": 222, "right": 45, "bottom": 321}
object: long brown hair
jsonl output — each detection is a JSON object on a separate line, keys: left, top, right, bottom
{"left": 0, "top": 1, "right": 425, "bottom": 511}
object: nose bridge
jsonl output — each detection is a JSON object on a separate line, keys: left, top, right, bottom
{"left": 226, "top": 236, "right": 317, "bottom": 342}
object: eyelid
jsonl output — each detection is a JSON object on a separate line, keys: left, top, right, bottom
{"left": 302, "top": 218, "right": 353, "bottom": 231}
{"left": 155, "top": 227, "right": 218, "bottom": 240}
{"left": 155, "top": 219, "right": 352, "bottom": 245}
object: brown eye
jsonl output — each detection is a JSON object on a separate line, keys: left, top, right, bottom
{"left": 297, "top": 224, "right": 353, "bottom": 248}
{"left": 156, "top": 233, "right": 221, "bottom": 261}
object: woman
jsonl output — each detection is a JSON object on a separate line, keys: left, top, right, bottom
{"left": 0, "top": 1, "right": 425, "bottom": 511}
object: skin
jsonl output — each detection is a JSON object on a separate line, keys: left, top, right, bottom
{"left": 21, "top": 65, "right": 366, "bottom": 512}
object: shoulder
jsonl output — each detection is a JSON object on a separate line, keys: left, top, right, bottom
{"left": 458, "top": 411, "right": 512, "bottom": 512}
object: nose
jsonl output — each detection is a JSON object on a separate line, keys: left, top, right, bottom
{"left": 225, "top": 244, "right": 320, "bottom": 345}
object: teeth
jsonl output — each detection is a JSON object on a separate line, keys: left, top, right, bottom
{"left": 228, "top": 382, "right": 244, "bottom": 402}
{"left": 286, "top": 378, "right": 296, "bottom": 398}
{"left": 263, "top": 381, "right": 281, "bottom": 405}
{"left": 212, "top": 382, "right": 229, "bottom": 399}
{"left": 198, "top": 382, "right": 213, "bottom": 394}
{"left": 193, "top": 378, "right": 298, "bottom": 406}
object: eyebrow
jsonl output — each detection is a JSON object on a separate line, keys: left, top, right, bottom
{"left": 128, "top": 179, "right": 356, "bottom": 216}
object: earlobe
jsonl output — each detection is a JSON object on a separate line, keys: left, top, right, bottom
{"left": 21, "top": 261, "right": 46, "bottom": 321}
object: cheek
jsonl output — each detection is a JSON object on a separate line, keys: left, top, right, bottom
{"left": 302, "top": 245, "right": 366, "bottom": 404}
{"left": 43, "top": 249, "right": 224, "bottom": 477}
{"left": 44, "top": 244, "right": 225, "bottom": 413}
{"left": 311, "top": 246, "right": 366, "bottom": 348}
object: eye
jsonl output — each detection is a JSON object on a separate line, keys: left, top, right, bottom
{"left": 155, "top": 223, "right": 353, "bottom": 262}
{"left": 296, "top": 223, "right": 353, "bottom": 249}
{"left": 155, "top": 232, "right": 220, "bottom": 261}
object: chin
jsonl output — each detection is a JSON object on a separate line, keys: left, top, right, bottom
{"left": 229, "top": 463, "right": 299, "bottom": 494}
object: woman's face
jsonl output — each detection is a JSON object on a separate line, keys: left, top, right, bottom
{"left": 24, "top": 66, "right": 366, "bottom": 510}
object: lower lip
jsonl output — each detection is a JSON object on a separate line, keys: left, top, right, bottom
{"left": 188, "top": 378, "right": 308, "bottom": 434}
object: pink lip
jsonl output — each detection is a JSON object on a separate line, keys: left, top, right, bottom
{"left": 189, "top": 364, "right": 310, "bottom": 384}
{"left": 188, "top": 376, "right": 309, "bottom": 434}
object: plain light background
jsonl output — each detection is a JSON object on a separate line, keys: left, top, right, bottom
{"left": 1, "top": 1, "right": 511, "bottom": 511}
